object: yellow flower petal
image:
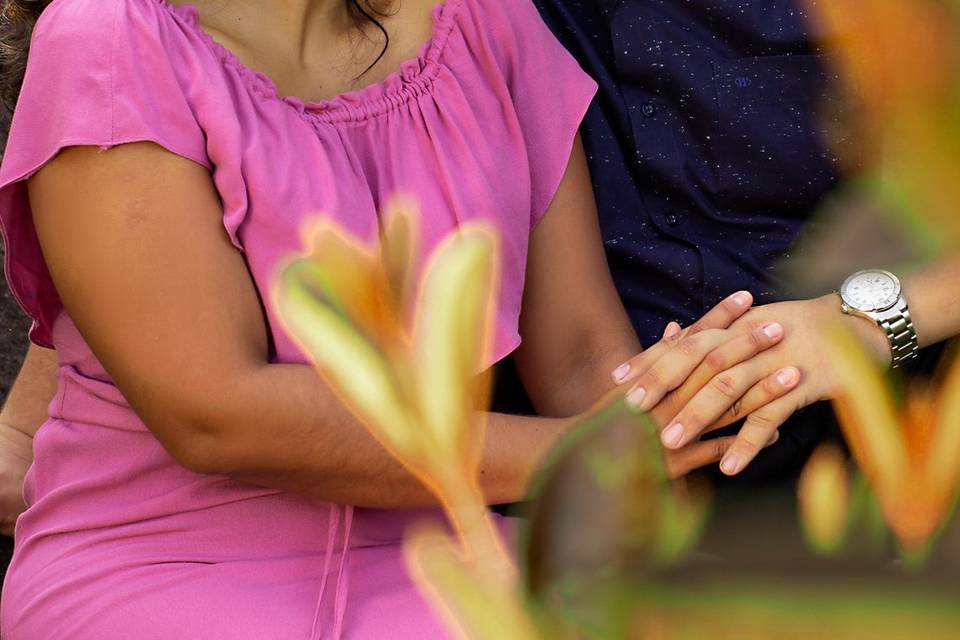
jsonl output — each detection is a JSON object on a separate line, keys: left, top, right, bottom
{"left": 405, "top": 524, "right": 540, "bottom": 640}
{"left": 302, "top": 222, "right": 408, "bottom": 347}
{"left": 799, "top": 445, "right": 851, "bottom": 556}
{"left": 276, "top": 260, "right": 420, "bottom": 459}
{"left": 824, "top": 321, "right": 909, "bottom": 499}
{"left": 413, "top": 224, "right": 499, "bottom": 466}
{"left": 927, "top": 355, "right": 960, "bottom": 499}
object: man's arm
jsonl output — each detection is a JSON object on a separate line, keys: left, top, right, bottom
{"left": 0, "top": 343, "right": 58, "bottom": 535}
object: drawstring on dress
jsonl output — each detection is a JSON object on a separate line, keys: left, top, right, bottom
{"left": 309, "top": 504, "right": 354, "bottom": 640}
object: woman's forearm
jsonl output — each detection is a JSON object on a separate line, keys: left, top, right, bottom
{"left": 903, "top": 254, "right": 960, "bottom": 348}
{"left": 182, "top": 362, "right": 571, "bottom": 509}
{"left": 0, "top": 344, "right": 58, "bottom": 437}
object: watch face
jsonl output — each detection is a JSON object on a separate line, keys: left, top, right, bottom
{"left": 841, "top": 270, "right": 901, "bottom": 312}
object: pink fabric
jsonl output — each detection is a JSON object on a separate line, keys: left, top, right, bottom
{"left": 0, "top": 0, "right": 596, "bottom": 638}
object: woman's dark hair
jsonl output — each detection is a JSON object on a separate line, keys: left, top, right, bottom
{"left": 0, "top": 0, "right": 392, "bottom": 149}
{"left": 0, "top": 0, "right": 51, "bottom": 147}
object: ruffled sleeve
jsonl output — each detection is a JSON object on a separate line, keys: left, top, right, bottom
{"left": 488, "top": 0, "right": 598, "bottom": 229}
{"left": 0, "top": 0, "right": 209, "bottom": 347}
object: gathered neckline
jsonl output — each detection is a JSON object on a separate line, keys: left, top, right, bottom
{"left": 156, "top": 0, "right": 461, "bottom": 124}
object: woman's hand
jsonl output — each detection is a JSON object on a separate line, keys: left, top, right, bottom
{"left": 609, "top": 291, "right": 803, "bottom": 478}
{"left": 0, "top": 422, "right": 32, "bottom": 537}
{"left": 664, "top": 295, "right": 886, "bottom": 477}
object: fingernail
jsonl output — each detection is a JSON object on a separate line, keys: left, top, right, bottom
{"left": 732, "top": 292, "right": 752, "bottom": 308}
{"left": 626, "top": 386, "right": 646, "bottom": 410}
{"left": 762, "top": 322, "right": 783, "bottom": 340}
{"left": 663, "top": 322, "right": 682, "bottom": 340}
{"left": 661, "top": 423, "right": 684, "bottom": 449}
{"left": 766, "top": 431, "right": 780, "bottom": 446}
{"left": 776, "top": 367, "right": 799, "bottom": 387}
{"left": 612, "top": 363, "right": 631, "bottom": 383}
{"left": 720, "top": 454, "right": 741, "bottom": 475}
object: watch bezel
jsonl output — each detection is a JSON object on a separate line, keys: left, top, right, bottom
{"left": 840, "top": 269, "right": 902, "bottom": 313}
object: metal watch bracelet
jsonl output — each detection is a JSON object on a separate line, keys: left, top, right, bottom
{"left": 879, "top": 299, "right": 920, "bottom": 368}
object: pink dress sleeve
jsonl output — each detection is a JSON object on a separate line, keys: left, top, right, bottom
{"left": 492, "top": 0, "right": 598, "bottom": 229}
{"left": 0, "top": 0, "right": 209, "bottom": 347}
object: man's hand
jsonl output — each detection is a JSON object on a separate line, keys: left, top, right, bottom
{"left": 658, "top": 294, "right": 890, "bottom": 477}
{"left": 0, "top": 422, "right": 33, "bottom": 537}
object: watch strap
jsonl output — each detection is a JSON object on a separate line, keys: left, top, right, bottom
{"left": 879, "top": 299, "right": 919, "bottom": 368}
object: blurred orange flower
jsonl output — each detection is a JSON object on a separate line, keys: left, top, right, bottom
{"left": 826, "top": 323, "right": 960, "bottom": 554}
{"left": 809, "top": 0, "right": 960, "bottom": 247}
{"left": 799, "top": 444, "right": 851, "bottom": 555}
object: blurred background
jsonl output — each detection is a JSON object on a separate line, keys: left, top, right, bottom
{"left": 0, "top": 242, "right": 29, "bottom": 582}
{"left": 0, "top": 244, "right": 28, "bottom": 401}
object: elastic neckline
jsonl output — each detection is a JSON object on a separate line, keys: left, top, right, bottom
{"left": 156, "top": 0, "right": 461, "bottom": 124}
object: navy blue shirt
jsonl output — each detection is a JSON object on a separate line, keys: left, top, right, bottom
{"left": 534, "top": 0, "right": 846, "bottom": 347}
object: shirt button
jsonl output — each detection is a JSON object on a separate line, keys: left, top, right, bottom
{"left": 641, "top": 102, "right": 656, "bottom": 118}
{"left": 665, "top": 213, "right": 679, "bottom": 226}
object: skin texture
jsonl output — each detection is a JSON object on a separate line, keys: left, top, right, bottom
{"left": 0, "top": 345, "right": 57, "bottom": 536}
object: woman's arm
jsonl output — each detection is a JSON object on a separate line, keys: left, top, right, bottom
{"left": 510, "top": 137, "right": 798, "bottom": 475}
{"left": 0, "top": 344, "right": 57, "bottom": 535}
{"left": 510, "top": 137, "right": 638, "bottom": 418}
{"left": 29, "top": 143, "right": 578, "bottom": 508}
{"left": 0, "top": 344, "right": 58, "bottom": 437}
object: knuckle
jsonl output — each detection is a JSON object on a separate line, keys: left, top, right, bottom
{"left": 725, "top": 398, "right": 745, "bottom": 420}
{"left": 685, "top": 323, "right": 705, "bottom": 337}
{"left": 640, "top": 367, "right": 662, "bottom": 389}
{"left": 738, "top": 432, "right": 767, "bottom": 451}
{"left": 703, "top": 349, "right": 728, "bottom": 374}
{"left": 710, "top": 374, "right": 740, "bottom": 399}
{"left": 746, "top": 411, "right": 776, "bottom": 430}
{"left": 676, "top": 334, "right": 700, "bottom": 356}
{"left": 682, "top": 410, "right": 706, "bottom": 430}
{"left": 711, "top": 438, "right": 730, "bottom": 460}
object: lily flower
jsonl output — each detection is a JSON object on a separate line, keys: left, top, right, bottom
{"left": 274, "top": 200, "right": 497, "bottom": 502}
{"left": 274, "top": 201, "right": 540, "bottom": 639}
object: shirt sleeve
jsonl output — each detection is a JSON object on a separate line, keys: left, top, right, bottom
{"left": 495, "top": 0, "right": 598, "bottom": 229}
{"left": 0, "top": 0, "right": 209, "bottom": 347}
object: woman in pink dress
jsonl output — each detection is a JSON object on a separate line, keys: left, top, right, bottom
{"left": 0, "top": 0, "right": 795, "bottom": 637}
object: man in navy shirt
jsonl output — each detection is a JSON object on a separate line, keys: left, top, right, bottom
{"left": 535, "top": 0, "right": 838, "bottom": 344}
{"left": 492, "top": 0, "right": 960, "bottom": 482}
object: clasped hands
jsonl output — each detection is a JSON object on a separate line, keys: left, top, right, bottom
{"left": 610, "top": 291, "right": 882, "bottom": 480}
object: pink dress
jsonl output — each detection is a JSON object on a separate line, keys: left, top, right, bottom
{"left": 0, "top": 0, "right": 596, "bottom": 637}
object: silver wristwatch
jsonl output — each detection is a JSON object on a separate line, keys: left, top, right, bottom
{"left": 838, "top": 269, "right": 919, "bottom": 368}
